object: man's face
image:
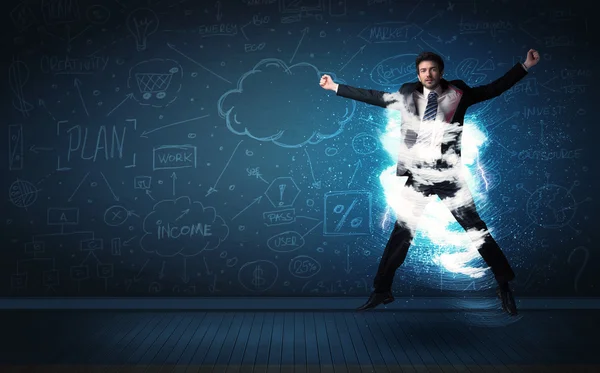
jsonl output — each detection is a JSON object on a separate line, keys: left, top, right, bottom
{"left": 417, "top": 60, "right": 442, "bottom": 90}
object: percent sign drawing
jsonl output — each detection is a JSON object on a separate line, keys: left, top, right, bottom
{"left": 323, "top": 191, "right": 372, "bottom": 236}
{"left": 289, "top": 255, "right": 321, "bottom": 279}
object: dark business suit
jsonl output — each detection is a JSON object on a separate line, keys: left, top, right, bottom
{"left": 336, "top": 62, "right": 528, "bottom": 293}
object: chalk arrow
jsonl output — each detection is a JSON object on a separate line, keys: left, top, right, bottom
{"left": 140, "top": 115, "right": 209, "bottom": 137}
{"left": 180, "top": 258, "right": 190, "bottom": 283}
{"left": 73, "top": 78, "right": 89, "bottom": 116}
{"left": 145, "top": 189, "right": 155, "bottom": 201}
{"left": 106, "top": 93, "right": 133, "bottom": 116}
{"left": 176, "top": 208, "right": 189, "bottom": 221}
{"left": 340, "top": 45, "right": 366, "bottom": 71}
{"left": 29, "top": 145, "right": 53, "bottom": 153}
{"left": 344, "top": 245, "right": 352, "bottom": 274}
{"left": 290, "top": 27, "right": 309, "bottom": 63}
{"left": 232, "top": 195, "right": 262, "bottom": 220}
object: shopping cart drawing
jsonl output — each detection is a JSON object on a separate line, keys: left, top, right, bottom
{"left": 127, "top": 59, "right": 182, "bottom": 108}
{"left": 135, "top": 67, "right": 179, "bottom": 99}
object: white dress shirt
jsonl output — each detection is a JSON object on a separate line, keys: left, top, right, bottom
{"left": 411, "top": 63, "right": 528, "bottom": 163}
{"left": 413, "top": 85, "right": 450, "bottom": 162}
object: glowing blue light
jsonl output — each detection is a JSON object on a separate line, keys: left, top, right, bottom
{"left": 378, "top": 111, "right": 491, "bottom": 278}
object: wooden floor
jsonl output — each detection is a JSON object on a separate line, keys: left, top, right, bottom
{"left": 0, "top": 310, "right": 598, "bottom": 372}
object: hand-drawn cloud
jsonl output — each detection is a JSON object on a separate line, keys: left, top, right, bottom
{"left": 140, "top": 196, "right": 229, "bottom": 257}
{"left": 217, "top": 58, "right": 356, "bottom": 148}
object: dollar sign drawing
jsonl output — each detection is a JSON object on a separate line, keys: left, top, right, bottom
{"left": 252, "top": 265, "right": 265, "bottom": 289}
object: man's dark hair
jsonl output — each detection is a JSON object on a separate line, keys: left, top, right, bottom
{"left": 415, "top": 51, "right": 444, "bottom": 73}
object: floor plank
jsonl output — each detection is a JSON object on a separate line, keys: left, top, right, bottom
{"left": 0, "top": 310, "right": 597, "bottom": 372}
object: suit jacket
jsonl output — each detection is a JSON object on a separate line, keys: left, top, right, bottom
{"left": 336, "top": 62, "right": 529, "bottom": 176}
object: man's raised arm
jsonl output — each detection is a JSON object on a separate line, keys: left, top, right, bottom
{"left": 320, "top": 74, "right": 397, "bottom": 108}
{"left": 467, "top": 49, "right": 540, "bottom": 105}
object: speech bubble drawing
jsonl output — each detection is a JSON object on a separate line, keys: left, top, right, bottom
{"left": 217, "top": 58, "right": 356, "bottom": 148}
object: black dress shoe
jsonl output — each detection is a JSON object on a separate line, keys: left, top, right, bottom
{"left": 356, "top": 291, "right": 395, "bottom": 311}
{"left": 496, "top": 283, "right": 518, "bottom": 316}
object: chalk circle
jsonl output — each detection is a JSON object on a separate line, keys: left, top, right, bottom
{"left": 191, "top": 72, "right": 198, "bottom": 77}
{"left": 143, "top": 92, "right": 151, "bottom": 100}
{"left": 316, "top": 247, "right": 324, "bottom": 252}
{"left": 169, "top": 67, "right": 179, "bottom": 74}
{"left": 221, "top": 62, "right": 226, "bottom": 66}
{"left": 156, "top": 220, "right": 162, "bottom": 225}
{"left": 93, "top": 90, "right": 100, "bottom": 96}
{"left": 158, "top": 180, "right": 163, "bottom": 184}
{"left": 306, "top": 199, "right": 314, "bottom": 207}
{"left": 188, "top": 133, "right": 196, "bottom": 138}
{"left": 129, "top": 226, "right": 134, "bottom": 230}
{"left": 115, "top": 87, "right": 120, "bottom": 92}
{"left": 350, "top": 217, "right": 362, "bottom": 228}
{"left": 220, "top": 251, "right": 227, "bottom": 258}
{"left": 9, "top": 179, "right": 38, "bottom": 209}
{"left": 325, "top": 147, "right": 338, "bottom": 156}
{"left": 516, "top": 183, "right": 524, "bottom": 189}
{"left": 104, "top": 205, "right": 129, "bottom": 226}
{"left": 87, "top": 5, "right": 111, "bottom": 24}
{"left": 90, "top": 182, "right": 97, "bottom": 187}
{"left": 284, "top": 281, "right": 290, "bottom": 286}
{"left": 115, "top": 58, "right": 124, "bottom": 65}
{"left": 238, "top": 260, "right": 278, "bottom": 292}
{"left": 156, "top": 92, "right": 166, "bottom": 99}
{"left": 334, "top": 249, "right": 340, "bottom": 254}
{"left": 289, "top": 255, "right": 321, "bottom": 279}
{"left": 97, "top": 102, "right": 103, "bottom": 106}
{"left": 226, "top": 257, "right": 237, "bottom": 267}
{"left": 573, "top": 180, "right": 580, "bottom": 187}
{"left": 320, "top": 31, "right": 326, "bottom": 37}
{"left": 229, "top": 185, "right": 235, "bottom": 190}
{"left": 245, "top": 149, "right": 254, "bottom": 156}
{"left": 364, "top": 250, "right": 371, "bottom": 256}
{"left": 333, "top": 204, "right": 344, "bottom": 213}
{"left": 238, "top": 225, "right": 245, "bottom": 231}
{"left": 352, "top": 132, "right": 379, "bottom": 154}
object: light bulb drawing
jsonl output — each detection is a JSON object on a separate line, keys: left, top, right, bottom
{"left": 126, "top": 8, "right": 159, "bottom": 52}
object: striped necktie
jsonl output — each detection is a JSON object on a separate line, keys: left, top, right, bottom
{"left": 422, "top": 91, "right": 438, "bottom": 121}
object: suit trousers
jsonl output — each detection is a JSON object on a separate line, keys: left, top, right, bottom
{"left": 373, "top": 171, "right": 515, "bottom": 293}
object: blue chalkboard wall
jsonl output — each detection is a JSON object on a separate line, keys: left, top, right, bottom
{"left": 2, "top": 0, "right": 597, "bottom": 297}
